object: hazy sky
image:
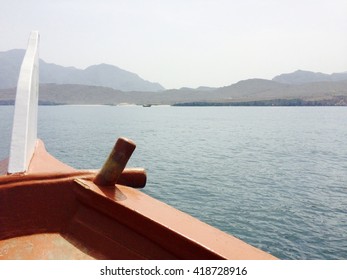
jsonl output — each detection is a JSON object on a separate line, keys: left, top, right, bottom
{"left": 1, "top": 0, "right": 346, "bottom": 89}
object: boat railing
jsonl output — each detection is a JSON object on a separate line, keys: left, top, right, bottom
{"left": 7, "top": 31, "right": 40, "bottom": 174}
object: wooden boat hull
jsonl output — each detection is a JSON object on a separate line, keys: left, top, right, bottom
{"left": 0, "top": 141, "right": 276, "bottom": 260}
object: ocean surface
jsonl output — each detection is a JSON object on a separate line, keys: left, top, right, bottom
{"left": 1, "top": 105, "right": 346, "bottom": 259}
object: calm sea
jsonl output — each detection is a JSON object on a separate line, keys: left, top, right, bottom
{"left": 1, "top": 105, "right": 346, "bottom": 259}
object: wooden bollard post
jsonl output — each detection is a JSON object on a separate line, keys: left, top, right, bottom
{"left": 93, "top": 137, "right": 136, "bottom": 186}
{"left": 118, "top": 168, "right": 147, "bottom": 188}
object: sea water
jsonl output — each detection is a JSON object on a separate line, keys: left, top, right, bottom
{"left": 0, "top": 105, "right": 346, "bottom": 259}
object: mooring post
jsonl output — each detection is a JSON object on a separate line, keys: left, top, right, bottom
{"left": 93, "top": 137, "right": 136, "bottom": 186}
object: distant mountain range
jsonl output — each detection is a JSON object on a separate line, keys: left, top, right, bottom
{"left": 272, "top": 70, "right": 347, "bottom": 84}
{"left": 1, "top": 78, "right": 347, "bottom": 106}
{"left": 0, "top": 49, "right": 164, "bottom": 92}
{"left": 1, "top": 48, "right": 347, "bottom": 106}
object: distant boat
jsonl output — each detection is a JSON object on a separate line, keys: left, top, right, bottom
{"left": 0, "top": 32, "right": 276, "bottom": 260}
{"left": 142, "top": 104, "right": 152, "bottom": 107}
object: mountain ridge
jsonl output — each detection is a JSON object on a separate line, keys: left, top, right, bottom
{"left": 272, "top": 69, "right": 347, "bottom": 84}
{"left": 1, "top": 79, "right": 347, "bottom": 106}
{"left": 1, "top": 48, "right": 347, "bottom": 105}
{"left": 0, "top": 49, "right": 164, "bottom": 92}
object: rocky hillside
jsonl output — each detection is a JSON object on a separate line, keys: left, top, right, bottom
{"left": 1, "top": 79, "right": 347, "bottom": 106}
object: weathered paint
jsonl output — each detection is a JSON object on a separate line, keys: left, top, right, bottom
{"left": 93, "top": 138, "right": 136, "bottom": 186}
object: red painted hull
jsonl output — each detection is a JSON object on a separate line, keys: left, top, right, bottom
{"left": 0, "top": 140, "right": 276, "bottom": 260}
